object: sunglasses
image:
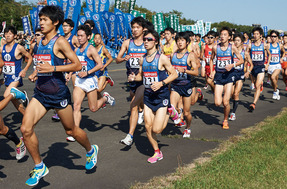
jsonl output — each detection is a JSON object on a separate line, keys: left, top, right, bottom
{"left": 208, "top": 36, "right": 214, "bottom": 39}
{"left": 35, "top": 34, "right": 42, "bottom": 37}
{"left": 271, "top": 36, "right": 278, "bottom": 38}
{"left": 143, "top": 37, "right": 156, "bottom": 42}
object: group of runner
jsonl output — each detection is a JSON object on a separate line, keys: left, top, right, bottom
{"left": 1, "top": 5, "right": 287, "bottom": 186}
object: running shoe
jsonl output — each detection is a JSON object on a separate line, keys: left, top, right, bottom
{"left": 250, "top": 83, "right": 255, "bottom": 90}
{"left": 260, "top": 85, "right": 263, "bottom": 93}
{"left": 52, "top": 114, "right": 60, "bottom": 122}
{"left": 66, "top": 136, "right": 76, "bottom": 142}
{"left": 175, "top": 119, "right": 186, "bottom": 127}
{"left": 10, "top": 87, "right": 26, "bottom": 101}
{"left": 147, "top": 151, "right": 163, "bottom": 163}
{"left": 137, "top": 111, "right": 144, "bottom": 124}
{"left": 222, "top": 120, "right": 229, "bottom": 130}
{"left": 120, "top": 134, "right": 133, "bottom": 146}
{"left": 106, "top": 75, "right": 114, "bottom": 86}
{"left": 85, "top": 145, "right": 99, "bottom": 170}
{"left": 272, "top": 91, "right": 277, "bottom": 100}
{"left": 276, "top": 89, "right": 280, "bottom": 100}
{"left": 25, "top": 164, "right": 49, "bottom": 186}
{"left": 16, "top": 137, "right": 26, "bottom": 160}
{"left": 229, "top": 113, "right": 236, "bottom": 121}
{"left": 100, "top": 103, "right": 107, "bottom": 109}
{"left": 203, "top": 84, "right": 208, "bottom": 89}
{"left": 103, "top": 92, "right": 115, "bottom": 106}
{"left": 183, "top": 129, "right": 191, "bottom": 138}
{"left": 285, "top": 86, "right": 287, "bottom": 91}
{"left": 249, "top": 103, "right": 256, "bottom": 111}
{"left": 168, "top": 104, "right": 180, "bottom": 124}
{"left": 197, "top": 88, "right": 204, "bottom": 101}
{"left": 266, "top": 80, "right": 271, "bottom": 85}
{"left": 22, "top": 90, "right": 29, "bottom": 107}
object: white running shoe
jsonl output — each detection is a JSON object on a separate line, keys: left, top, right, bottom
{"left": 103, "top": 92, "right": 115, "bottom": 106}
{"left": 120, "top": 134, "right": 133, "bottom": 146}
{"left": 66, "top": 136, "right": 76, "bottom": 142}
{"left": 16, "top": 137, "right": 26, "bottom": 160}
{"left": 137, "top": 111, "right": 144, "bottom": 124}
{"left": 272, "top": 91, "right": 277, "bottom": 100}
{"left": 183, "top": 129, "right": 191, "bottom": 138}
{"left": 250, "top": 83, "right": 255, "bottom": 90}
{"left": 229, "top": 113, "right": 236, "bottom": 121}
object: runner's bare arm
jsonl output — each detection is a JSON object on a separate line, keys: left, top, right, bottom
{"left": 101, "top": 46, "right": 113, "bottom": 71}
{"left": 116, "top": 39, "right": 130, "bottom": 64}
{"left": 280, "top": 44, "right": 285, "bottom": 62}
{"left": 85, "top": 45, "right": 103, "bottom": 74}
{"left": 17, "top": 45, "right": 33, "bottom": 77}
{"left": 209, "top": 45, "right": 217, "bottom": 76}
{"left": 72, "top": 35, "right": 80, "bottom": 48}
{"left": 231, "top": 45, "right": 244, "bottom": 67}
{"left": 185, "top": 52, "right": 199, "bottom": 76}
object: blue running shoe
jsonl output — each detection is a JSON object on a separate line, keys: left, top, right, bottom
{"left": 85, "top": 145, "right": 99, "bottom": 170}
{"left": 25, "top": 164, "right": 49, "bottom": 186}
{"left": 10, "top": 87, "right": 26, "bottom": 101}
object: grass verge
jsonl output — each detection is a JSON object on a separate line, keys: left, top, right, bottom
{"left": 132, "top": 108, "right": 287, "bottom": 189}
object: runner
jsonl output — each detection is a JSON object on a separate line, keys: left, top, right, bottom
{"left": 52, "top": 19, "right": 80, "bottom": 121}
{"left": 127, "top": 29, "right": 177, "bottom": 163}
{"left": 229, "top": 33, "right": 253, "bottom": 120}
{"left": 210, "top": 27, "right": 244, "bottom": 129}
{"left": 116, "top": 17, "right": 146, "bottom": 146}
{"left": 282, "top": 34, "right": 287, "bottom": 91}
{"left": 246, "top": 27, "right": 271, "bottom": 111}
{"left": 94, "top": 33, "right": 114, "bottom": 93}
{"left": 21, "top": 6, "right": 98, "bottom": 186}
{"left": 267, "top": 30, "right": 285, "bottom": 100}
{"left": 0, "top": 26, "right": 32, "bottom": 114}
{"left": 162, "top": 27, "right": 178, "bottom": 58}
{"left": 0, "top": 87, "right": 27, "bottom": 160}
{"left": 66, "top": 25, "right": 115, "bottom": 142}
{"left": 84, "top": 20, "right": 96, "bottom": 47}
{"left": 170, "top": 32, "right": 199, "bottom": 138}
{"left": 201, "top": 30, "right": 217, "bottom": 92}
{"left": 29, "top": 28, "right": 42, "bottom": 70}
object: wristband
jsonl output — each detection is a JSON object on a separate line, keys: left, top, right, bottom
{"left": 54, "top": 66, "right": 56, "bottom": 72}
{"left": 233, "top": 62, "right": 236, "bottom": 67}
{"left": 162, "top": 81, "right": 166, "bottom": 86}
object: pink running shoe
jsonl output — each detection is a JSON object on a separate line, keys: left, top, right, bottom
{"left": 147, "top": 151, "right": 163, "bottom": 163}
{"left": 168, "top": 104, "right": 180, "bottom": 124}
{"left": 197, "top": 88, "right": 204, "bottom": 101}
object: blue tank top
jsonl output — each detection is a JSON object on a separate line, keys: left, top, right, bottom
{"left": 250, "top": 42, "right": 265, "bottom": 66}
{"left": 126, "top": 39, "right": 146, "bottom": 76}
{"left": 216, "top": 43, "right": 233, "bottom": 73}
{"left": 76, "top": 43, "right": 96, "bottom": 78}
{"left": 269, "top": 43, "right": 280, "bottom": 65}
{"left": 234, "top": 49, "right": 245, "bottom": 71}
{"left": 35, "top": 34, "right": 66, "bottom": 94}
{"left": 33, "top": 43, "right": 38, "bottom": 55}
{"left": 67, "top": 34, "right": 75, "bottom": 51}
{"left": 171, "top": 52, "right": 193, "bottom": 85}
{"left": 2, "top": 43, "right": 22, "bottom": 76}
{"left": 98, "top": 45, "right": 107, "bottom": 69}
{"left": 142, "top": 52, "right": 168, "bottom": 93}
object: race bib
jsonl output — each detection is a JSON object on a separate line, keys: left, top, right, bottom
{"left": 35, "top": 54, "right": 52, "bottom": 76}
{"left": 283, "top": 56, "right": 287, "bottom": 62}
{"left": 77, "top": 56, "right": 88, "bottom": 74}
{"left": 234, "top": 57, "right": 243, "bottom": 70}
{"left": 3, "top": 62, "right": 15, "bottom": 75}
{"left": 129, "top": 53, "right": 144, "bottom": 69}
{"left": 217, "top": 57, "right": 232, "bottom": 69}
{"left": 270, "top": 54, "right": 279, "bottom": 63}
{"left": 252, "top": 51, "right": 263, "bottom": 61}
{"left": 173, "top": 65, "right": 187, "bottom": 80}
{"left": 143, "top": 72, "right": 158, "bottom": 88}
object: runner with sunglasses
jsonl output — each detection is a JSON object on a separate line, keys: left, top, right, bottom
{"left": 128, "top": 29, "right": 177, "bottom": 163}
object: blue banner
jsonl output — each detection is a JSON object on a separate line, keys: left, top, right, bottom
{"left": 94, "top": 0, "right": 99, "bottom": 13}
{"left": 98, "top": 0, "right": 109, "bottom": 12}
{"left": 60, "top": 0, "right": 68, "bottom": 14}
{"left": 83, "top": 7, "right": 92, "bottom": 20}
{"left": 124, "top": 13, "right": 134, "bottom": 38}
{"left": 65, "top": 0, "right": 81, "bottom": 35}
{"left": 79, "top": 16, "right": 87, "bottom": 25}
{"left": 263, "top": 26, "right": 268, "bottom": 37}
{"left": 92, "top": 12, "right": 103, "bottom": 36}
{"left": 47, "top": 0, "right": 59, "bottom": 6}
{"left": 35, "top": 5, "right": 44, "bottom": 31}
{"left": 86, "top": 0, "right": 94, "bottom": 12}
{"left": 22, "top": 16, "right": 32, "bottom": 35}
{"left": 108, "top": 12, "right": 117, "bottom": 46}
{"left": 101, "top": 12, "right": 110, "bottom": 38}
{"left": 29, "top": 8, "right": 37, "bottom": 33}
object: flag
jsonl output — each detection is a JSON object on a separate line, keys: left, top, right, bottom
{"left": 35, "top": 5, "right": 44, "bottom": 31}
{"left": 83, "top": 7, "right": 92, "bottom": 20}
{"left": 22, "top": 15, "right": 32, "bottom": 35}
{"left": 79, "top": 15, "right": 87, "bottom": 25}
{"left": 65, "top": 0, "right": 81, "bottom": 35}
{"left": 86, "top": 0, "right": 94, "bottom": 12}
{"left": 98, "top": 0, "right": 109, "bottom": 12}
{"left": 129, "top": 0, "right": 136, "bottom": 14}
{"left": 91, "top": 12, "right": 103, "bottom": 36}
{"left": 115, "top": 0, "right": 121, "bottom": 9}
{"left": 47, "top": 0, "right": 59, "bottom": 6}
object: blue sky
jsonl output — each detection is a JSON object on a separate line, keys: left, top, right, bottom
{"left": 25, "top": 0, "right": 287, "bottom": 31}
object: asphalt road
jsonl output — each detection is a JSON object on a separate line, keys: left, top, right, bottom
{"left": 0, "top": 62, "right": 287, "bottom": 189}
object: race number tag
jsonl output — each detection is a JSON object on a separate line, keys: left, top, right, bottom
{"left": 270, "top": 54, "right": 279, "bottom": 63}
{"left": 217, "top": 57, "right": 231, "bottom": 69}
{"left": 143, "top": 72, "right": 158, "bottom": 88}
{"left": 173, "top": 65, "right": 187, "bottom": 80}
{"left": 35, "top": 54, "right": 52, "bottom": 76}
{"left": 252, "top": 51, "right": 263, "bottom": 61}
{"left": 129, "top": 53, "right": 144, "bottom": 68}
{"left": 3, "top": 62, "right": 15, "bottom": 75}
{"left": 234, "top": 57, "right": 243, "bottom": 70}
{"left": 77, "top": 56, "right": 88, "bottom": 74}
{"left": 283, "top": 56, "right": 287, "bottom": 62}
